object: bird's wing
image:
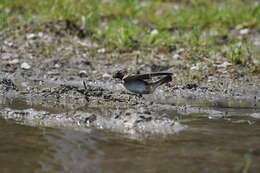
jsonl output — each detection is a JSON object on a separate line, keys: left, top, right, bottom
{"left": 125, "top": 72, "right": 173, "bottom": 81}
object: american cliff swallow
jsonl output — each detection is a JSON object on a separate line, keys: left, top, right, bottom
{"left": 113, "top": 69, "right": 173, "bottom": 94}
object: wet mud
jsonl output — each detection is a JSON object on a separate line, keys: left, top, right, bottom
{"left": 0, "top": 23, "right": 259, "bottom": 139}
{"left": 0, "top": 73, "right": 259, "bottom": 139}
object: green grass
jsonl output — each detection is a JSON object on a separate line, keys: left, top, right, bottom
{"left": 0, "top": 0, "right": 259, "bottom": 65}
{"left": 241, "top": 151, "right": 252, "bottom": 173}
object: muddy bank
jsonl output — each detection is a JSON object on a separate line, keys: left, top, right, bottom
{"left": 0, "top": 23, "right": 259, "bottom": 138}
{"left": 0, "top": 74, "right": 259, "bottom": 138}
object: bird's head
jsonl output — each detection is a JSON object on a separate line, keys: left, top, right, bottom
{"left": 113, "top": 69, "right": 128, "bottom": 80}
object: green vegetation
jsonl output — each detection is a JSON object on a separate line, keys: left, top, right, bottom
{"left": 241, "top": 151, "right": 253, "bottom": 173}
{"left": 0, "top": 0, "right": 259, "bottom": 66}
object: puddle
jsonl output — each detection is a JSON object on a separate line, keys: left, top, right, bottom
{"left": 1, "top": 111, "right": 260, "bottom": 173}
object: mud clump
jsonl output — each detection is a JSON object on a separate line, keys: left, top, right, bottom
{"left": 0, "top": 107, "right": 186, "bottom": 139}
{"left": 0, "top": 78, "right": 18, "bottom": 92}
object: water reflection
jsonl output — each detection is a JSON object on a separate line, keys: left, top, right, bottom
{"left": 0, "top": 119, "right": 103, "bottom": 173}
{"left": 1, "top": 118, "right": 260, "bottom": 173}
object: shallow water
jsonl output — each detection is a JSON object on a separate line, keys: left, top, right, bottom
{"left": 0, "top": 97, "right": 260, "bottom": 173}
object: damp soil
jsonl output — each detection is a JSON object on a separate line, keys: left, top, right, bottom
{"left": 0, "top": 23, "right": 259, "bottom": 172}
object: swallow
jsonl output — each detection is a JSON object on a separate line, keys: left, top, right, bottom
{"left": 113, "top": 69, "right": 173, "bottom": 94}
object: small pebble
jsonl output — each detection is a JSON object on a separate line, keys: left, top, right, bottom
{"left": 54, "top": 63, "right": 61, "bottom": 68}
{"left": 239, "top": 28, "right": 249, "bottom": 35}
{"left": 250, "top": 113, "right": 260, "bottom": 119}
{"left": 151, "top": 29, "right": 159, "bottom": 36}
{"left": 217, "top": 61, "right": 232, "bottom": 68}
{"left": 8, "top": 59, "right": 19, "bottom": 64}
{"left": 172, "top": 54, "right": 180, "bottom": 60}
{"left": 190, "top": 63, "right": 201, "bottom": 70}
{"left": 26, "top": 33, "right": 36, "bottom": 39}
{"left": 38, "top": 32, "right": 44, "bottom": 37}
{"left": 79, "top": 70, "right": 88, "bottom": 77}
{"left": 102, "top": 73, "right": 111, "bottom": 80}
{"left": 21, "top": 62, "right": 31, "bottom": 70}
{"left": 97, "top": 48, "right": 106, "bottom": 53}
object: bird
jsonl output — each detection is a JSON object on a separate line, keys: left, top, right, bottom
{"left": 113, "top": 69, "right": 173, "bottom": 95}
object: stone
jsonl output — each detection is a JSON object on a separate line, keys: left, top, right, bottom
{"left": 21, "top": 62, "right": 31, "bottom": 70}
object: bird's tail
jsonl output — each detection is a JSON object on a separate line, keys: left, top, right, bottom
{"left": 152, "top": 75, "right": 172, "bottom": 89}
